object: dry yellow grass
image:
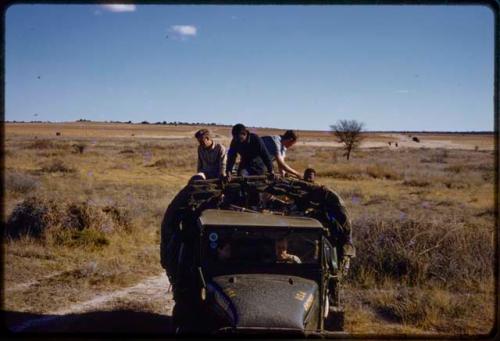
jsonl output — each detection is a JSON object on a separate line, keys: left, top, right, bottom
{"left": 3, "top": 122, "right": 496, "bottom": 335}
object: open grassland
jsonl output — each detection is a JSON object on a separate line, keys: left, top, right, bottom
{"left": 3, "top": 123, "right": 496, "bottom": 335}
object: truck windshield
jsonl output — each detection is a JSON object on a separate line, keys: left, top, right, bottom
{"left": 204, "top": 228, "right": 321, "bottom": 265}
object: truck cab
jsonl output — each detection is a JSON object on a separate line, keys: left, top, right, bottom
{"left": 189, "top": 209, "right": 342, "bottom": 335}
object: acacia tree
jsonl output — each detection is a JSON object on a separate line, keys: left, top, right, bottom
{"left": 330, "top": 120, "right": 365, "bottom": 160}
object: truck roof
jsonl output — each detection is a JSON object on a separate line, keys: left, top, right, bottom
{"left": 198, "top": 209, "right": 324, "bottom": 229}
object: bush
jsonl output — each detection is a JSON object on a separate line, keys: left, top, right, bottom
{"left": 444, "top": 164, "right": 466, "bottom": 174}
{"left": 146, "top": 149, "right": 196, "bottom": 169}
{"left": 24, "top": 139, "right": 55, "bottom": 149}
{"left": 317, "top": 164, "right": 365, "bottom": 180}
{"left": 5, "top": 171, "right": 39, "bottom": 194}
{"left": 53, "top": 227, "right": 109, "bottom": 248}
{"left": 349, "top": 215, "right": 493, "bottom": 289}
{"left": 102, "top": 205, "right": 133, "bottom": 232}
{"left": 421, "top": 149, "right": 448, "bottom": 164}
{"left": 5, "top": 197, "right": 62, "bottom": 238}
{"left": 366, "top": 164, "right": 402, "bottom": 180}
{"left": 40, "top": 159, "right": 75, "bottom": 173}
{"left": 72, "top": 143, "right": 86, "bottom": 154}
{"left": 369, "top": 288, "right": 488, "bottom": 331}
{"left": 402, "top": 179, "right": 431, "bottom": 187}
{"left": 5, "top": 197, "right": 134, "bottom": 247}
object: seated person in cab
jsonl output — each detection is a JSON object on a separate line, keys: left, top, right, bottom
{"left": 275, "top": 237, "right": 301, "bottom": 264}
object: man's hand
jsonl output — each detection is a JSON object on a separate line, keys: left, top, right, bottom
{"left": 290, "top": 172, "right": 302, "bottom": 180}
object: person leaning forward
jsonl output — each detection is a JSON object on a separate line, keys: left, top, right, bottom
{"left": 195, "top": 129, "right": 227, "bottom": 179}
{"left": 262, "top": 130, "right": 301, "bottom": 178}
{"left": 225, "top": 123, "right": 274, "bottom": 180}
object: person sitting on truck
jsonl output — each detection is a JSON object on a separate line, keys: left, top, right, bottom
{"left": 262, "top": 130, "right": 302, "bottom": 179}
{"left": 275, "top": 238, "right": 301, "bottom": 264}
{"left": 225, "top": 123, "right": 274, "bottom": 181}
{"left": 195, "top": 129, "right": 227, "bottom": 179}
{"left": 303, "top": 168, "right": 316, "bottom": 183}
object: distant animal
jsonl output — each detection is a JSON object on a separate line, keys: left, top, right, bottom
{"left": 395, "top": 142, "right": 398, "bottom": 147}
{"left": 412, "top": 137, "right": 420, "bottom": 143}
{"left": 56, "top": 132, "right": 61, "bottom": 136}
{"left": 388, "top": 142, "right": 392, "bottom": 146}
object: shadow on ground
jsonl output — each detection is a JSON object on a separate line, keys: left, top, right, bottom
{"left": 2, "top": 310, "right": 173, "bottom": 334}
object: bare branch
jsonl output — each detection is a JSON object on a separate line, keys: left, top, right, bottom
{"left": 330, "top": 120, "right": 365, "bottom": 160}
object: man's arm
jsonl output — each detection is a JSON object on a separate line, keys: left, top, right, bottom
{"left": 275, "top": 154, "right": 301, "bottom": 178}
{"left": 225, "top": 139, "right": 237, "bottom": 175}
{"left": 196, "top": 147, "right": 203, "bottom": 173}
{"left": 218, "top": 144, "right": 228, "bottom": 177}
{"left": 277, "top": 163, "right": 286, "bottom": 177}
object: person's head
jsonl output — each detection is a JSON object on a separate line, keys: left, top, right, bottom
{"left": 195, "top": 129, "right": 213, "bottom": 149}
{"left": 281, "top": 130, "right": 298, "bottom": 148}
{"left": 232, "top": 123, "right": 248, "bottom": 143}
{"left": 275, "top": 238, "right": 288, "bottom": 260}
{"left": 303, "top": 168, "right": 316, "bottom": 182}
{"left": 217, "top": 242, "right": 231, "bottom": 261}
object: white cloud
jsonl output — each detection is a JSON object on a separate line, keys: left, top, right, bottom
{"left": 395, "top": 89, "right": 409, "bottom": 94}
{"left": 101, "top": 4, "right": 136, "bottom": 13}
{"left": 169, "top": 25, "right": 197, "bottom": 40}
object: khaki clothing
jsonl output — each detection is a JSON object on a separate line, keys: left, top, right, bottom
{"left": 197, "top": 142, "right": 227, "bottom": 179}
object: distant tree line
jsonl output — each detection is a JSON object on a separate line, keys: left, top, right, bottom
{"left": 368, "top": 130, "right": 494, "bottom": 135}
{"left": 140, "top": 121, "right": 225, "bottom": 126}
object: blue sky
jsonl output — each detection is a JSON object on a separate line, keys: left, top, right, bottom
{"left": 5, "top": 4, "right": 494, "bottom": 131}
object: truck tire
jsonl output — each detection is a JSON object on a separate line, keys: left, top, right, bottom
{"left": 324, "top": 307, "right": 344, "bottom": 331}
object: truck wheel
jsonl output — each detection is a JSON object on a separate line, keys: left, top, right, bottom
{"left": 172, "top": 303, "right": 187, "bottom": 334}
{"left": 324, "top": 307, "right": 344, "bottom": 331}
{"left": 172, "top": 301, "right": 205, "bottom": 334}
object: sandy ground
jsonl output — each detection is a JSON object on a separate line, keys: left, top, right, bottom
{"left": 5, "top": 274, "right": 431, "bottom": 335}
{"left": 298, "top": 133, "right": 493, "bottom": 151}
{"left": 6, "top": 274, "right": 173, "bottom": 333}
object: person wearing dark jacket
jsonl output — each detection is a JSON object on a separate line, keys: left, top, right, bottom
{"left": 225, "top": 123, "right": 273, "bottom": 180}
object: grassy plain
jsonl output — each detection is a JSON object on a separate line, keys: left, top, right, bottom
{"left": 3, "top": 122, "right": 496, "bottom": 335}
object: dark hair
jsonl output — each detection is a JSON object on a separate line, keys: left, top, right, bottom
{"left": 232, "top": 123, "right": 247, "bottom": 136}
{"left": 304, "top": 168, "right": 316, "bottom": 178}
{"left": 194, "top": 129, "right": 210, "bottom": 139}
{"left": 189, "top": 174, "right": 205, "bottom": 183}
{"left": 281, "top": 130, "right": 297, "bottom": 142}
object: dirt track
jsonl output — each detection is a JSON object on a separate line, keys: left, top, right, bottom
{"left": 6, "top": 275, "right": 175, "bottom": 334}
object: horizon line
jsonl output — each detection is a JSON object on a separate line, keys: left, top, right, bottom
{"left": 3, "top": 120, "right": 495, "bottom": 134}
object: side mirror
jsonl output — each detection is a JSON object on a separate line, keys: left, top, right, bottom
{"left": 330, "top": 248, "right": 338, "bottom": 272}
{"left": 323, "top": 240, "right": 338, "bottom": 272}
